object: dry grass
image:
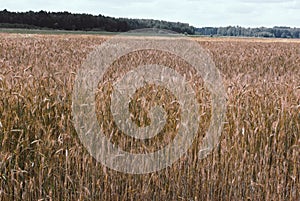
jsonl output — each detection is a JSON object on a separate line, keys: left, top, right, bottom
{"left": 0, "top": 33, "right": 299, "bottom": 200}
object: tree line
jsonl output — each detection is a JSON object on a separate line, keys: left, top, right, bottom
{"left": 0, "top": 10, "right": 195, "bottom": 34}
{"left": 196, "top": 26, "right": 300, "bottom": 38}
{"left": 1, "top": 10, "right": 299, "bottom": 38}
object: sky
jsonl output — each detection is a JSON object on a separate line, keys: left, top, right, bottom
{"left": 1, "top": 0, "right": 300, "bottom": 28}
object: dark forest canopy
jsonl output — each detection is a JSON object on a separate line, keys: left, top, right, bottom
{"left": 0, "top": 9, "right": 300, "bottom": 38}
{"left": 0, "top": 9, "right": 195, "bottom": 34}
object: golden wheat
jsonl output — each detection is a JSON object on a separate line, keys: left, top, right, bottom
{"left": 0, "top": 33, "right": 299, "bottom": 200}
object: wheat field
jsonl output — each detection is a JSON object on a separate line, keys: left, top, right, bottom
{"left": 0, "top": 33, "right": 299, "bottom": 200}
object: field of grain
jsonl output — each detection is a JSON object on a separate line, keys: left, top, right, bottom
{"left": 0, "top": 33, "right": 299, "bottom": 200}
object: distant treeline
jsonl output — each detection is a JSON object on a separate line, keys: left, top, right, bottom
{"left": 196, "top": 26, "right": 300, "bottom": 38}
{"left": 1, "top": 10, "right": 300, "bottom": 38}
{"left": 0, "top": 9, "right": 195, "bottom": 34}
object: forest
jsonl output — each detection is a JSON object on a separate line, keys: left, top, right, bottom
{"left": 196, "top": 26, "right": 300, "bottom": 38}
{"left": 1, "top": 9, "right": 300, "bottom": 38}
{"left": 0, "top": 10, "right": 195, "bottom": 34}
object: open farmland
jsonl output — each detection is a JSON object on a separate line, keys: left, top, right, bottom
{"left": 0, "top": 33, "right": 299, "bottom": 200}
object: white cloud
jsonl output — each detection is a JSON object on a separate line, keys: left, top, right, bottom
{"left": 0, "top": 0, "right": 299, "bottom": 27}
{"left": 239, "top": 0, "right": 295, "bottom": 3}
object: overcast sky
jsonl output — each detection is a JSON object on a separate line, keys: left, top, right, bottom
{"left": 1, "top": 0, "right": 300, "bottom": 28}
